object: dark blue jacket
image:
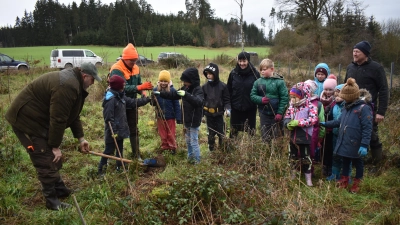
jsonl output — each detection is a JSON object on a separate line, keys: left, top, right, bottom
{"left": 152, "top": 86, "right": 182, "bottom": 121}
{"left": 325, "top": 99, "right": 373, "bottom": 158}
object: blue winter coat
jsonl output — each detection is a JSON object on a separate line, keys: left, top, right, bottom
{"left": 325, "top": 99, "right": 373, "bottom": 158}
{"left": 152, "top": 86, "right": 182, "bottom": 121}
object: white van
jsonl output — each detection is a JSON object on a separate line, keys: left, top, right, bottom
{"left": 50, "top": 49, "right": 103, "bottom": 69}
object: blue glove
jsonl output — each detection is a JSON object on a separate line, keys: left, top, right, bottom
{"left": 177, "top": 90, "right": 186, "bottom": 96}
{"left": 153, "top": 91, "right": 160, "bottom": 95}
{"left": 320, "top": 122, "right": 326, "bottom": 127}
{"left": 358, "top": 146, "right": 368, "bottom": 157}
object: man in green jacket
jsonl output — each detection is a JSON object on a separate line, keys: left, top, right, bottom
{"left": 5, "top": 62, "right": 101, "bottom": 210}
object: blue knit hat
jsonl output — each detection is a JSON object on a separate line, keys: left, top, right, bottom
{"left": 354, "top": 41, "right": 371, "bottom": 56}
{"left": 335, "top": 84, "right": 344, "bottom": 91}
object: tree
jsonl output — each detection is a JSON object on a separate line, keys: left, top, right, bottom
{"left": 233, "top": 0, "right": 244, "bottom": 51}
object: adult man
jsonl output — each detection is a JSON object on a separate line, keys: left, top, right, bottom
{"left": 345, "top": 41, "right": 388, "bottom": 165}
{"left": 5, "top": 62, "right": 101, "bottom": 210}
{"left": 109, "top": 43, "right": 153, "bottom": 159}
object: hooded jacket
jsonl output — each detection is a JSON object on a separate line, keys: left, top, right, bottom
{"left": 5, "top": 68, "right": 87, "bottom": 148}
{"left": 160, "top": 68, "right": 204, "bottom": 127}
{"left": 314, "top": 63, "right": 330, "bottom": 96}
{"left": 227, "top": 62, "right": 260, "bottom": 111}
{"left": 152, "top": 85, "right": 182, "bottom": 121}
{"left": 345, "top": 57, "right": 388, "bottom": 116}
{"left": 103, "top": 89, "right": 149, "bottom": 144}
{"left": 202, "top": 63, "right": 231, "bottom": 117}
{"left": 250, "top": 73, "right": 289, "bottom": 116}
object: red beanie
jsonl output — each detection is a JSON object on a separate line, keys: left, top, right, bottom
{"left": 122, "top": 43, "right": 138, "bottom": 60}
{"left": 109, "top": 75, "right": 125, "bottom": 91}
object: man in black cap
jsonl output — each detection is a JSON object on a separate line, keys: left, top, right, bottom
{"left": 5, "top": 62, "right": 101, "bottom": 210}
{"left": 344, "top": 41, "right": 388, "bottom": 166}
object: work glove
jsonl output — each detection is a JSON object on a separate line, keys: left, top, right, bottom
{"left": 358, "top": 146, "right": 368, "bottom": 157}
{"left": 153, "top": 91, "right": 160, "bottom": 95}
{"left": 112, "top": 134, "right": 118, "bottom": 139}
{"left": 177, "top": 90, "right": 186, "bottom": 97}
{"left": 137, "top": 81, "right": 153, "bottom": 91}
{"left": 224, "top": 109, "right": 231, "bottom": 117}
{"left": 201, "top": 117, "right": 206, "bottom": 123}
{"left": 319, "top": 122, "right": 326, "bottom": 127}
{"left": 274, "top": 114, "right": 282, "bottom": 122}
{"left": 287, "top": 120, "right": 299, "bottom": 130}
{"left": 176, "top": 120, "right": 183, "bottom": 124}
{"left": 261, "top": 96, "right": 270, "bottom": 104}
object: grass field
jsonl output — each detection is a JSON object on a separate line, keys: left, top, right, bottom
{"left": 0, "top": 45, "right": 270, "bottom": 67}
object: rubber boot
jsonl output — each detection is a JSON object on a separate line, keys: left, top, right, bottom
{"left": 336, "top": 175, "right": 349, "bottom": 189}
{"left": 326, "top": 166, "right": 340, "bottom": 181}
{"left": 350, "top": 178, "right": 362, "bottom": 193}
{"left": 42, "top": 183, "right": 71, "bottom": 210}
{"left": 130, "top": 136, "right": 141, "bottom": 160}
{"left": 54, "top": 178, "right": 72, "bottom": 198}
{"left": 305, "top": 173, "right": 313, "bottom": 186}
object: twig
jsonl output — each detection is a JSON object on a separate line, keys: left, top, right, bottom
{"left": 72, "top": 194, "right": 87, "bottom": 225}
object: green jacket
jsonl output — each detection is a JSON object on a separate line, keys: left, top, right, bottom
{"left": 250, "top": 74, "right": 289, "bottom": 116}
{"left": 5, "top": 68, "right": 88, "bottom": 148}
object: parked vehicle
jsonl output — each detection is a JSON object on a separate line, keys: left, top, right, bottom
{"left": 50, "top": 49, "right": 103, "bottom": 69}
{"left": 157, "top": 52, "right": 184, "bottom": 62}
{"left": 0, "top": 53, "right": 30, "bottom": 71}
{"left": 116, "top": 54, "right": 154, "bottom": 66}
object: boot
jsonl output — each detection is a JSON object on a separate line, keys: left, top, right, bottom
{"left": 336, "top": 175, "right": 349, "bottom": 189}
{"left": 305, "top": 173, "right": 313, "bottom": 186}
{"left": 326, "top": 166, "right": 340, "bottom": 181}
{"left": 350, "top": 178, "right": 362, "bottom": 193}
{"left": 54, "top": 178, "right": 72, "bottom": 198}
{"left": 42, "top": 183, "right": 72, "bottom": 211}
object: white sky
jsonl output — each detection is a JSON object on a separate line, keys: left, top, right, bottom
{"left": 0, "top": 0, "right": 399, "bottom": 29}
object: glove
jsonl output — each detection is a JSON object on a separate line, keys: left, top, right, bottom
{"left": 358, "top": 146, "right": 368, "bottom": 157}
{"left": 153, "top": 91, "right": 160, "bottom": 95}
{"left": 177, "top": 90, "right": 186, "bottom": 97}
{"left": 112, "top": 134, "right": 118, "bottom": 139}
{"left": 288, "top": 120, "right": 299, "bottom": 127}
{"left": 287, "top": 123, "right": 294, "bottom": 131}
{"left": 201, "top": 117, "right": 206, "bottom": 123}
{"left": 176, "top": 120, "right": 183, "bottom": 124}
{"left": 137, "top": 81, "right": 153, "bottom": 91}
{"left": 261, "top": 97, "right": 269, "bottom": 104}
{"left": 320, "top": 122, "right": 326, "bottom": 127}
{"left": 224, "top": 109, "right": 231, "bottom": 117}
{"left": 274, "top": 114, "right": 282, "bottom": 122}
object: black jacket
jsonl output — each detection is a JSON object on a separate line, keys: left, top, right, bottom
{"left": 345, "top": 58, "right": 388, "bottom": 116}
{"left": 160, "top": 68, "right": 204, "bottom": 127}
{"left": 227, "top": 63, "right": 260, "bottom": 111}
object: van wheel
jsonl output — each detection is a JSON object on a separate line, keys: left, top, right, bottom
{"left": 95, "top": 62, "right": 102, "bottom": 67}
{"left": 64, "top": 63, "right": 73, "bottom": 69}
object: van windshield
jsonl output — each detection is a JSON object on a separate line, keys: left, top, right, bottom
{"left": 85, "top": 50, "right": 95, "bottom": 57}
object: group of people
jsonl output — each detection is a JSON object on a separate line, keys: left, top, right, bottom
{"left": 5, "top": 40, "right": 388, "bottom": 210}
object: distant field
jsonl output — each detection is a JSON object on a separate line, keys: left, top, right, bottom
{"left": 0, "top": 46, "right": 270, "bottom": 67}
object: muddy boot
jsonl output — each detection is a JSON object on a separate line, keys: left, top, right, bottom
{"left": 42, "top": 183, "right": 71, "bottom": 211}
{"left": 54, "top": 178, "right": 72, "bottom": 198}
{"left": 350, "top": 178, "right": 362, "bottom": 193}
{"left": 305, "top": 173, "right": 313, "bottom": 186}
{"left": 326, "top": 166, "right": 340, "bottom": 181}
{"left": 336, "top": 175, "right": 350, "bottom": 189}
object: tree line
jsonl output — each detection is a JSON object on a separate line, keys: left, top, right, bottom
{"left": 0, "top": 0, "right": 267, "bottom": 48}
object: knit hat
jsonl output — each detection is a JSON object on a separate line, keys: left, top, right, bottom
{"left": 109, "top": 75, "right": 125, "bottom": 91}
{"left": 81, "top": 62, "right": 101, "bottom": 81}
{"left": 339, "top": 78, "right": 360, "bottom": 103}
{"left": 203, "top": 63, "right": 219, "bottom": 80}
{"left": 354, "top": 41, "right": 371, "bottom": 56}
{"left": 304, "top": 80, "right": 318, "bottom": 95}
{"left": 314, "top": 63, "right": 330, "bottom": 78}
{"left": 335, "top": 84, "right": 344, "bottom": 91}
{"left": 290, "top": 87, "right": 304, "bottom": 99}
{"left": 122, "top": 43, "right": 138, "bottom": 60}
{"left": 237, "top": 52, "right": 250, "bottom": 60}
{"left": 323, "top": 74, "right": 337, "bottom": 90}
{"left": 158, "top": 70, "right": 171, "bottom": 82}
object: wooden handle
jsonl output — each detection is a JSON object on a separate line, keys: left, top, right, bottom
{"left": 89, "top": 151, "right": 133, "bottom": 163}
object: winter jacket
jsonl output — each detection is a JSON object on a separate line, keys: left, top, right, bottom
{"left": 345, "top": 58, "right": 388, "bottom": 116}
{"left": 5, "top": 68, "right": 87, "bottom": 148}
{"left": 202, "top": 68, "right": 231, "bottom": 117}
{"left": 109, "top": 60, "right": 142, "bottom": 99}
{"left": 227, "top": 63, "right": 260, "bottom": 111}
{"left": 324, "top": 96, "right": 373, "bottom": 158}
{"left": 160, "top": 68, "right": 204, "bottom": 128}
{"left": 250, "top": 73, "right": 289, "bottom": 116}
{"left": 152, "top": 86, "right": 182, "bottom": 121}
{"left": 103, "top": 89, "right": 150, "bottom": 144}
{"left": 284, "top": 100, "right": 319, "bottom": 145}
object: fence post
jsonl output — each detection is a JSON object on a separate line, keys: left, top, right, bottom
{"left": 337, "top": 64, "right": 342, "bottom": 84}
{"left": 204, "top": 55, "right": 206, "bottom": 66}
{"left": 288, "top": 62, "right": 291, "bottom": 77}
{"left": 389, "top": 62, "right": 394, "bottom": 100}
{"left": 308, "top": 62, "right": 311, "bottom": 77}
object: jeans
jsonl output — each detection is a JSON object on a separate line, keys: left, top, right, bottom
{"left": 98, "top": 140, "right": 124, "bottom": 172}
{"left": 342, "top": 157, "right": 363, "bottom": 179}
{"left": 206, "top": 115, "right": 225, "bottom": 151}
{"left": 185, "top": 126, "right": 200, "bottom": 163}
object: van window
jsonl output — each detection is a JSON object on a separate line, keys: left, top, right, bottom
{"left": 63, "top": 50, "right": 84, "bottom": 57}
{"left": 51, "top": 50, "right": 59, "bottom": 57}
{"left": 85, "top": 50, "right": 95, "bottom": 57}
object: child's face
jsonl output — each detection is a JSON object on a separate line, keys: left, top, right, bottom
{"left": 316, "top": 72, "right": 326, "bottom": 82}
{"left": 206, "top": 72, "right": 214, "bottom": 81}
{"left": 260, "top": 67, "right": 274, "bottom": 78}
{"left": 290, "top": 96, "right": 301, "bottom": 105}
{"left": 182, "top": 81, "right": 191, "bottom": 87}
{"left": 159, "top": 80, "right": 169, "bottom": 89}
{"left": 323, "top": 88, "right": 334, "bottom": 97}
{"left": 335, "top": 90, "right": 343, "bottom": 102}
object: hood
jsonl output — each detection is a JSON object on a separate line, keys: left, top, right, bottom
{"left": 203, "top": 63, "right": 220, "bottom": 82}
{"left": 180, "top": 67, "right": 200, "bottom": 87}
{"left": 314, "top": 63, "right": 330, "bottom": 79}
{"left": 359, "top": 88, "right": 372, "bottom": 103}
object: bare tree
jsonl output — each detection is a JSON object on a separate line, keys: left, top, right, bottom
{"left": 233, "top": 0, "right": 244, "bottom": 51}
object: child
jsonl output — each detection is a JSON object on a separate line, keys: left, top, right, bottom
{"left": 250, "top": 58, "right": 288, "bottom": 142}
{"left": 319, "top": 74, "right": 337, "bottom": 177}
{"left": 284, "top": 86, "right": 319, "bottom": 186}
{"left": 155, "top": 68, "right": 204, "bottom": 164}
{"left": 314, "top": 63, "right": 331, "bottom": 96}
{"left": 202, "top": 63, "right": 231, "bottom": 151}
{"left": 322, "top": 78, "right": 373, "bottom": 193}
{"left": 151, "top": 70, "right": 182, "bottom": 154}
{"left": 98, "top": 75, "right": 151, "bottom": 174}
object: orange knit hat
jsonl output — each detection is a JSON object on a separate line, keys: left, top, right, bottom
{"left": 122, "top": 43, "right": 138, "bottom": 60}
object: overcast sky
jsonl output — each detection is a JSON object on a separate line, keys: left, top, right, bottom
{"left": 1, "top": 0, "right": 399, "bottom": 29}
